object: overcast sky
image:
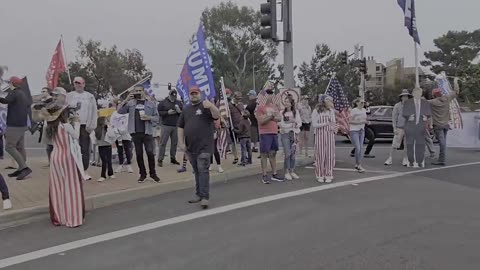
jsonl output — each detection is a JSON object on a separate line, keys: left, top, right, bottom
{"left": 1, "top": 0, "right": 479, "bottom": 95}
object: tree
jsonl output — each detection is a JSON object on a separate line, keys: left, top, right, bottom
{"left": 462, "top": 63, "right": 480, "bottom": 102}
{"left": 59, "top": 38, "right": 151, "bottom": 98}
{"left": 421, "top": 30, "right": 480, "bottom": 77}
{"left": 382, "top": 77, "right": 416, "bottom": 106}
{"left": 201, "top": 1, "right": 278, "bottom": 93}
{"left": 298, "top": 43, "right": 361, "bottom": 101}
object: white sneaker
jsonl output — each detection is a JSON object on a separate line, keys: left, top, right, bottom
{"left": 109, "top": 175, "right": 116, "bottom": 179}
{"left": 402, "top": 158, "right": 409, "bottom": 166}
{"left": 290, "top": 172, "right": 300, "bottom": 179}
{"left": 97, "top": 177, "right": 106, "bottom": 182}
{"left": 384, "top": 157, "right": 392, "bottom": 166}
{"left": 317, "top": 177, "right": 325, "bottom": 183}
{"left": 217, "top": 165, "right": 224, "bottom": 173}
{"left": 413, "top": 162, "right": 419, "bottom": 168}
{"left": 325, "top": 176, "right": 334, "bottom": 183}
{"left": 114, "top": 165, "right": 124, "bottom": 173}
{"left": 84, "top": 172, "right": 92, "bottom": 181}
{"left": 356, "top": 166, "right": 366, "bottom": 173}
{"left": 126, "top": 165, "right": 134, "bottom": 173}
{"left": 285, "top": 173, "right": 293, "bottom": 181}
{"left": 420, "top": 161, "right": 425, "bottom": 168}
{"left": 3, "top": 199, "right": 12, "bottom": 210}
{"left": 209, "top": 166, "right": 212, "bottom": 171}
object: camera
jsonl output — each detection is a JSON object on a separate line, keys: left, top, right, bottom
{"left": 32, "top": 96, "right": 53, "bottom": 110}
{"left": 133, "top": 94, "right": 142, "bottom": 99}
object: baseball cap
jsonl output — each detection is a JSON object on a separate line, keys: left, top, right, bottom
{"left": 248, "top": 90, "right": 257, "bottom": 97}
{"left": 9, "top": 76, "right": 23, "bottom": 87}
{"left": 189, "top": 87, "right": 201, "bottom": 94}
{"left": 52, "top": 87, "right": 67, "bottom": 96}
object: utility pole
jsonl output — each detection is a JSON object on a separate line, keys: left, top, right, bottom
{"left": 283, "top": 0, "right": 294, "bottom": 89}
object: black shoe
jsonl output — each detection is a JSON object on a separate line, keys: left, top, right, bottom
{"left": 252, "top": 148, "right": 258, "bottom": 153}
{"left": 432, "top": 161, "right": 446, "bottom": 166}
{"left": 138, "top": 176, "right": 147, "bottom": 183}
{"left": 16, "top": 167, "right": 32, "bottom": 180}
{"left": 171, "top": 159, "right": 180, "bottom": 165}
{"left": 157, "top": 160, "right": 163, "bottom": 167}
{"left": 364, "top": 154, "right": 376, "bottom": 158}
{"left": 188, "top": 196, "right": 202, "bottom": 203}
{"left": 350, "top": 153, "right": 355, "bottom": 157}
{"left": 232, "top": 158, "right": 239, "bottom": 165}
{"left": 8, "top": 170, "right": 22, "bottom": 178}
{"left": 151, "top": 174, "right": 161, "bottom": 183}
{"left": 261, "top": 175, "right": 270, "bottom": 184}
{"left": 238, "top": 162, "right": 246, "bottom": 167}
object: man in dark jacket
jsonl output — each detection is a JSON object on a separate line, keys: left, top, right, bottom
{"left": 0, "top": 77, "right": 32, "bottom": 180}
{"left": 157, "top": 89, "right": 183, "bottom": 167}
{"left": 245, "top": 90, "right": 259, "bottom": 152}
{"left": 227, "top": 91, "right": 244, "bottom": 164}
{"left": 234, "top": 110, "right": 252, "bottom": 166}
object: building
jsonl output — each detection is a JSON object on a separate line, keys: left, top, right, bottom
{"left": 365, "top": 57, "right": 386, "bottom": 92}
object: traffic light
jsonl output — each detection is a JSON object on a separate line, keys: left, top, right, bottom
{"left": 260, "top": 0, "right": 277, "bottom": 41}
{"left": 167, "top": 83, "right": 172, "bottom": 90}
{"left": 340, "top": 51, "right": 348, "bottom": 65}
{"left": 359, "top": 58, "right": 367, "bottom": 73}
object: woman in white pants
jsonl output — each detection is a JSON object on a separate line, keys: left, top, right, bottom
{"left": 312, "top": 95, "right": 337, "bottom": 183}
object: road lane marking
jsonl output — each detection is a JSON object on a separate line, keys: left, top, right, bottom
{"left": 305, "top": 166, "right": 394, "bottom": 174}
{"left": 1, "top": 161, "right": 479, "bottom": 268}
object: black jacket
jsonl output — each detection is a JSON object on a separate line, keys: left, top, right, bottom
{"left": 157, "top": 98, "right": 183, "bottom": 127}
{"left": 234, "top": 119, "right": 251, "bottom": 139}
{"left": 246, "top": 99, "right": 258, "bottom": 127}
{"left": 0, "top": 89, "right": 30, "bottom": 127}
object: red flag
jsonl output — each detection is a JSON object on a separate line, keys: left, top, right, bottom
{"left": 45, "top": 39, "right": 66, "bottom": 89}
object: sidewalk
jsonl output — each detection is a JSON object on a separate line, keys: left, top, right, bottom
{"left": 0, "top": 152, "right": 313, "bottom": 229}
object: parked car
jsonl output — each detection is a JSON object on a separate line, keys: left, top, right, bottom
{"left": 367, "top": 106, "right": 394, "bottom": 139}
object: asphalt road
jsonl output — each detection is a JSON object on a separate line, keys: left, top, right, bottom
{"left": 1, "top": 147, "right": 480, "bottom": 269}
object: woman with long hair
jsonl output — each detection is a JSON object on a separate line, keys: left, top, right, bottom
{"left": 349, "top": 98, "right": 368, "bottom": 173}
{"left": 45, "top": 103, "right": 85, "bottom": 227}
{"left": 297, "top": 95, "right": 312, "bottom": 157}
{"left": 312, "top": 95, "right": 337, "bottom": 183}
{"left": 278, "top": 97, "right": 302, "bottom": 180}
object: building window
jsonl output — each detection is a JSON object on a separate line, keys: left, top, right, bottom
{"left": 376, "top": 66, "right": 380, "bottom": 71}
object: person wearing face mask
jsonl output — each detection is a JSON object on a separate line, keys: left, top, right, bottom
{"left": 66, "top": 77, "right": 98, "bottom": 180}
{"left": 297, "top": 95, "right": 312, "bottom": 157}
{"left": 403, "top": 87, "right": 432, "bottom": 168}
{"left": 225, "top": 90, "right": 242, "bottom": 164}
{"left": 0, "top": 76, "right": 33, "bottom": 180}
{"left": 178, "top": 87, "right": 220, "bottom": 209}
{"left": 117, "top": 85, "right": 161, "bottom": 183}
{"left": 157, "top": 89, "right": 183, "bottom": 167}
{"left": 385, "top": 89, "right": 411, "bottom": 166}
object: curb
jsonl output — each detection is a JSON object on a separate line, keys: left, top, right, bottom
{"left": 0, "top": 158, "right": 313, "bottom": 230}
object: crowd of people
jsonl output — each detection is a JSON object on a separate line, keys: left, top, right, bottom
{"left": 0, "top": 68, "right": 457, "bottom": 229}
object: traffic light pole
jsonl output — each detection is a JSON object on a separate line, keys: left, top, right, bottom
{"left": 359, "top": 45, "right": 365, "bottom": 99}
{"left": 283, "top": 0, "right": 294, "bottom": 89}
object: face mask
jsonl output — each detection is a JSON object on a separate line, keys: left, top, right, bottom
{"left": 227, "top": 97, "right": 232, "bottom": 102}
{"left": 243, "top": 115, "right": 249, "bottom": 119}
{"left": 266, "top": 89, "right": 274, "bottom": 95}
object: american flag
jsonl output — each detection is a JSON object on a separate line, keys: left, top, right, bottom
{"left": 256, "top": 89, "right": 282, "bottom": 107}
{"left": 325, "top": 77, "right": 350, "bottom": 135}
{"left": 217, "top": 80, "right": 230, "bottom": 159}
{"left": 436, "top": 74, "right": 463, "bottom": 129}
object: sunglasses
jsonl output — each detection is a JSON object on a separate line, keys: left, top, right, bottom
{"left": 189, "top": 92, "right": 200, "bottom": 96}
{"left": 74, "top": 81, "right": 83, "bottom": 85}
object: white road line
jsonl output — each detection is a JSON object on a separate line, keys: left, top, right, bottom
{"left": 0, "top": 161, "right": 479, "bottom": 268}
{"left": 305, "top": 166, "right": 394, "bottom": 174}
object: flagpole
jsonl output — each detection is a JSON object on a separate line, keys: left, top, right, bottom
{"left": 60, "top": 35, "right": 72, "bottom": 85}
{"left": 324, "top": 73, "right": 336, "bottom": 94}
{"left": 414, "top": 41, "right": 420, "bottom": 88}
{"left": 220, "top": 76, "right": 238, "bottom": 148}
{"left": 117, "top": 75, "right": 152, "bottom": 97}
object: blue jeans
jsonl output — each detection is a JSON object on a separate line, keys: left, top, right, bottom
{"left": 350, "top": 129, "right": 365, "bottom": 166}
{"left": 280, "top": 132, "right": 296, "bottom": 170}
{"left": 434, "top": 126, "right": 448, "bottom": 163}
{"left": 187, "top": 152, "right": 212, "bottom": 200}
{"left": 239, "top": 138, "right": 252, "bottom": 164}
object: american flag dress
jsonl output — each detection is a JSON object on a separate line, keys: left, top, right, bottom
{"left": 49, "top": 123, "right": 85, "bottom": 228}
{"left": 313, "top": 110, "right": 336, "bottom": 178}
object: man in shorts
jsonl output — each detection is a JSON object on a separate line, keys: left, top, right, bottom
{"left": 385, "top": 89, "right": 411, "bottom": 166}
{"left": 255, "top": 90, "right": 283, "bottom": 184}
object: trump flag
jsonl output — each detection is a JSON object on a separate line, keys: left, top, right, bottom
{"left": 176, "top": 23, "right": 216, "bottom": 104}
{"left": 46, "top": 39, "right": 66, "bottom": 89}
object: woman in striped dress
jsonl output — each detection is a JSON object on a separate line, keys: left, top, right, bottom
{"left": 312, "top": 95, "right": 337, "bottom": 183}
{"left": 45, "top": 104, "right": 85, "bottom": 228}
